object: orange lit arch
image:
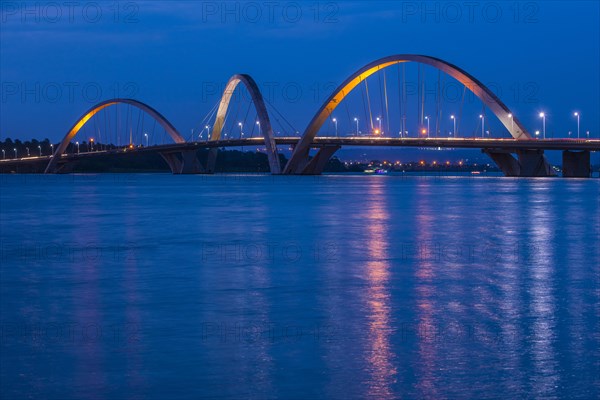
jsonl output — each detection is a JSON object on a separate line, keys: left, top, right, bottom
{"left": 284, "top": 54, "right": 530, "bottom": 174}
{"left": 44, "top": 98, "right": 184, "bottom": 173}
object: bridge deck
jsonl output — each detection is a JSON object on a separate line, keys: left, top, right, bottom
{"left": 1, "top": 137, "right": 599, "bottom": 167}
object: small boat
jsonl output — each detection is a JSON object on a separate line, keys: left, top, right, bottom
{"left": 471, "top": 171, "right": 481, "bottom": 175}
{"left": 364, "top": 169, "right": 376, "bottom": 174}
{"left": 375, "top": 169, "right": 388, "bottom": 174}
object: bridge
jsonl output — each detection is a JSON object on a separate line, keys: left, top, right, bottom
{"left": 2, "top": 54, "right": 599, "bottom": 177}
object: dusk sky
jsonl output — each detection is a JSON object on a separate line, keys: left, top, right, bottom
{"left": 1, "top": 1, "right": 598, "bottom": 144}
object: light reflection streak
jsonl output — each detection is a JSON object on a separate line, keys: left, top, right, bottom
{"left": 362, "top": 180, "right": 397, "bottom": 398}
{"left": 527, "top": 182, "right": 558, "bottom": 398}
{"left": 413, "top": 181, "right": 439, "bottom": 398}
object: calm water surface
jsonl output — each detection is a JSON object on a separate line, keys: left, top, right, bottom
{"left": 1, "top": 174, "right": 599, "bottom": 399}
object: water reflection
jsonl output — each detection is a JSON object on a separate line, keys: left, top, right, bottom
{"left": 527, "top": 182, "right": 558, "bottom": 397}
{"left": 362, "top": 180, "right": 397, "bottom": 397}
{"left": 413, "top": 180, "right": 439, "bottom": 398}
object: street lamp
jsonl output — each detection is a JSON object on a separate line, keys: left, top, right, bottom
{"left": 376, "top": 116, "right": 382, "bottom": 134}
{"left": 586, "top": 130, "right": 590, "bottom": 139}
{"left": 450, "top": 115, "right": 456, "bottom": 137}
{"left": 354, "top": 117, "right": 359, "bottom": 135}
{"left": 508, "top": 113, "right": 514, "bottom": 132}
{"left": 13, "top": 148, "right": 17, "bottom": 158}
{"left": 539, "top": 112, "right": 545, "bottom": 139}
{"left": 76, "top": 141, "right": 80, "bottom": 154}
{"left": 144, "top": 133, "right": 149, "bottom": 147}
{"left": 238, "top": 122, "right": 243, "bottom": 137}
{"left": 256, "top": 120, "right": 261, "bottom": 136}
{"left": 26, "top": 147, "right": 30, "bottom": 157}
{"left": 2, "top": 149, "right": 5, "bottom": 159}
{"left": 535, "top": 130, "right": 540, "bottom": 137}
{"left": 205, "top": 125, "right": 210, "bottom": 140}
{"left": 38, "top": 145, "right": 42, "bottom": 156}
{"left": 573, "top": 112, "right": 580, "bottom": 138}
{"left": 424, "top": 116, "right": 430, "bottom": 138}
{"left": 90, "top": 138, "right": 94, "bottom": 151}
{"left": 332, "top": 118, "right": 338, "bottom": 137}
{"left": 50, "top": 143, "right": 54, "bottom": 154}
{"left": 479, "top": 115, "right": 484, "bottom": 138}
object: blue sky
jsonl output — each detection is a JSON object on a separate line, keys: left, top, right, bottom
{"left": 1, "top": 0, "right": 598, "bottom": 148}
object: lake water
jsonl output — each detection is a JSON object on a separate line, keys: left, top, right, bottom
{"left": 1, "top": 174, "right": 599, "bottom": 399}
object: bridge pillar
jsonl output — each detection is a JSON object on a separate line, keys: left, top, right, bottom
{"left": 562, "top": 150, "right": 591, "bottom": 178}
{"left": 483, "top": 149, "right": 555, "bottom": 177}
{"left": 205, "top": 148, "right": 218, "bottom": 174}
{"left": 299, "top": 145, "right": 341, "bottom": 175}
{"left": 517, "top": 150, "right": 555, "bottom": 177}
{"left": 160, "top": 150, "right": 204, "bottom": 174}
{"left": 483, "top": 150, "right": 521, "bottom": 177}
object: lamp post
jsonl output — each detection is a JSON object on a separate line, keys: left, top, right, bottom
{"left": 238, "top": 122, "right": 243, "bottom": 138}
{"left": 539, "top": 112, "right": 546, "bottom": 139}
{"left": 76, "top": 141, "right": 80, "bottom": 154}
{"left": 479, "top": 115, "right": 484, "bottom": 138}
{"left": 332, "top": 118, "right": 338, "bottom": 137}
{"left": 586, "top": 130, "right": 590, "bottom": 139}
{"left": 354, "top": 117, "right": 359, "bottom": 135}
{"left": 508, "top": 113, "right": 513, "bottom": 133}
{"left": 535, "top": 130, "right": 540, "bottom": 137}
{"left": 450, "top": 115, "right": 456, "bottom": 137}
{"left": 256, "top": 121, "right": 261, "bottom": 136}
{"left": 205, "top": 125, "right": 210, "bottom": 141}
{"left": 50, "top": 143, "right": 54, "bottom": 155}
{"left": 425, "top": 116, "right": 430, "bottom": 138}
{"left": 26, "top": 147, "right": 30, "bottom": 157}
{"left": 38, "top": 145, "right": 41, "bottom": 156}
{"left": 376, "top": 116, "right": 382, "bottom": 134}
{"left": 573, "top": 112, "right": 580, "bottom": 138}
{"left": 13, "top": 148, "right": 17, "bottom": 158}
{"left": 2, "top": 149, "right": 5, "bottom": 159}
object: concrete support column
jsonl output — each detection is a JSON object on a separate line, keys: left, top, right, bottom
{"left": 300, "top": 145, "right": 341, "bottom": 175}
{"left": 562, "top": 150, "right": 591, "bottom": 178}
{"left": 484, "top": 149, "right": 555, "bottom": 177}
{"left": 483, "top": 150, "right": 520, "bottom": 176}
{"left": 516, "top": 149, "right": 555, "bottom": 177}
{"left": 160, "top": 150, "right": 204, "bottom": 174}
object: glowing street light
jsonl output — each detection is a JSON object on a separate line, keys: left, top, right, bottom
{"left": 586, "top": 130, "right": 590, "bottom": 139}
{"left": 424, "top": 116, "right": 430, "bottom": 138}
{"left": 450, "top": 115, "right": 456, "bottom": 137}
{"left": 50, "top": 143, "right": 54, "bottom": 154}
{"left": 376, "top": 116, "right": 382, "bottom": 134}
{"left": 332, "top": 118, "right": 338, "bottom": 137}
{"left": 13, "top": 148, "right": 17, "bottom": 158}
{"left": 76, "top": 141, "right": 80, "bottom": 154}
{"left": 573, "top": 112, "right": 580, "bottom": 138}
{"left": 256, "top": 120, "right": 261, "bottom": 136}
{"left": 479, "top": 115, "right": 485, "bottom": 138}
{"left": 508, "top": 113, "right": 514, "bottom": 132}
{"left": 205, "top": 125, "right": 210, "bottom": 140}
{"left": 38, "top": 145, "right": 42, "bottom": 156}
{"left": 539, "top": 112, "right": 546, "bottom": 139}
{"left": 535, "top": 130, "right": 540, "bottom": 137}
{"left": 144, "top": 133, "right": 149, "bottom": 147}
{"left": 238, "top": 122, "right": 243, "bottom": 137}
{"left": 26, "top": 147, "right": 30, "bottom": 157}
{"left": 2, "top": 149, "right": 5, "bottom": 159}
{"left": 354, "top": 117, "right": 359, "bottom": 135}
